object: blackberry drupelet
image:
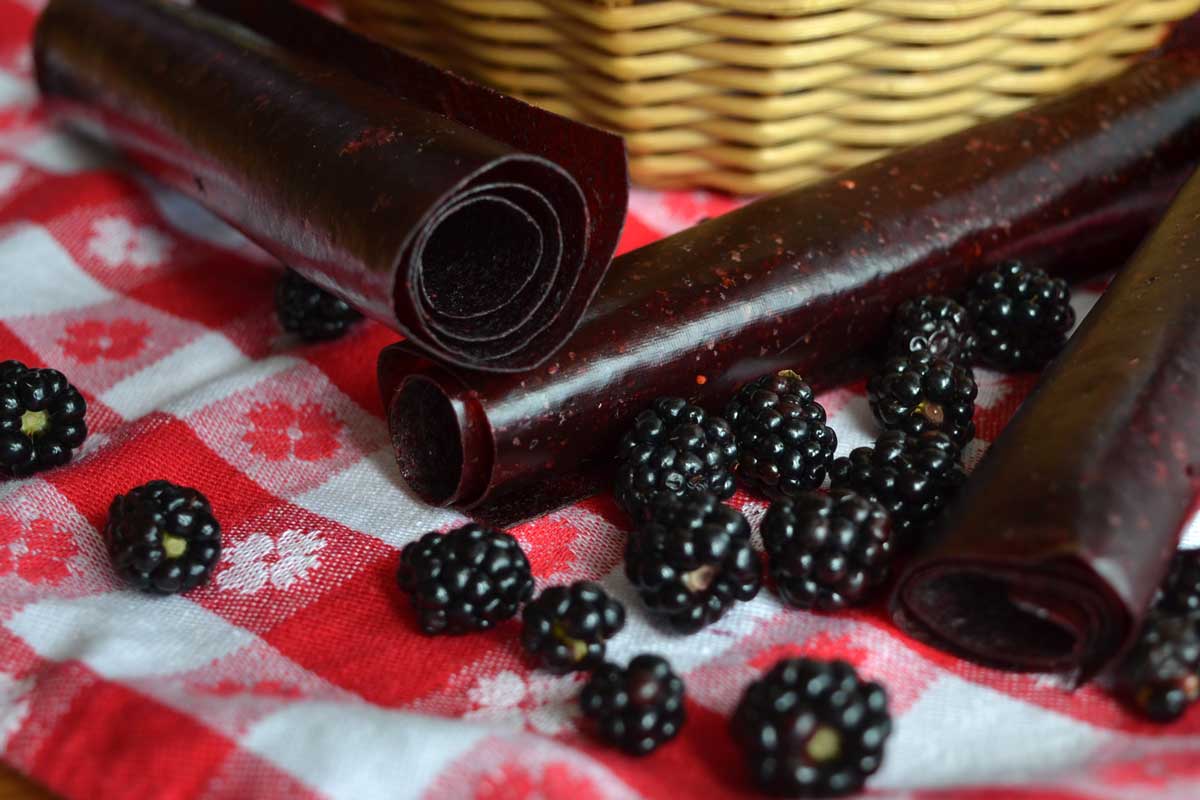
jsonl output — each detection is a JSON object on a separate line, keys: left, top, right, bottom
{"left": 614, "top": 396, "right": 738, "bottom": 520}
{"left": 732, "top": 658, "right": 892, "bottom": 796}
{"left": 0, "top": 362, "right": 87, "bottom": 478}
{"left": 625, "top": 492, "right": 760, "bottom": 632}
{"left": 1156, "top": 550, "right": 1200, "bottom": 616}
{"left": 521, "top": 581, "right": 625, "bottom": 673}
{"left": 276, "top": 267, "right": 362, "bottom": 341}
{"left": 867, "top": 351, "right": 977, "bottom": 448}
{"left": 965, "top": 261, "right": 1074, "bottom": 371}
{"left": 725, "top": 371, "right": 837, "bottom": 500}
{"left": 1115, "top": 611, "right": 1200, "bottom": 722}
{"left": 580, "top": 654, "right": 685, "bottom": 755}
{"left": 106, "top": 480, "right": 221, "bottom": 595}
{"left": 397, "top": 523, "right": 535, "bottom": 635}
{"left": 829, "top": 431, "right": 966, "bottom": 543}
{"left": 762, "top": 489, "right": 893, "bottom": 611}
{"left": 886, "top": 295, "right": 977, "bottom": 365}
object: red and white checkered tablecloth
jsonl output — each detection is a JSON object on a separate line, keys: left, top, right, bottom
{"left": 3, "top": 2, "right": 1200, "bottom": 798}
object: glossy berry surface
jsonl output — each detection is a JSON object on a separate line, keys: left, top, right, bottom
{"left": 397, "top": 523, "right": 535, "bottom": 635}
{"left": 886, "top": 295, "right": 977, "bottom": 365}
{"left": 626, "top": 492, "right": 760, "bottom": 632}
{"left": 867, "top": 351, "right": 977, "bottom": 448}
{"left": 0, "top": 361, "right": 87, "bottom": 478}
{"left": 276, "top": 267, "right": 362, "bottom": 341}
{"left": 965, "top": 261, "right": 1074, "bottom": 371}
{"left": 1115, "top": 611, "right": 1200, "bottom": 722}
{"left": 521, "top": 581, "right": 625, "bottom": 673}
{"left": 1157, "top": 549, "right": 1200, "bottom": 616}
{"left": 762, "top": 490, "right": 893, "bottom": 611}
{"left": 725, "top": 371, "right": 837, "bottom": 500}
{"left": 106, "top": 480, "right": 221, "bottom": 595}
{"left": 581, "top": 654, "right": 685, "bottom": 755}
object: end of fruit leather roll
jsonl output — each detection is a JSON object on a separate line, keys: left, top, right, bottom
{"left": 892, "top": 164, "right": 1200, "bottom": 684}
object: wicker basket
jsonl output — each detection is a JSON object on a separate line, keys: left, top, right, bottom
{"left": 342, "top": 0, "right": 1200, "bottom": 193}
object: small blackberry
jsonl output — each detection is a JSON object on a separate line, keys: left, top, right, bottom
{"left": 521, "top": 581, "right": 625, "bottom": 673}
{"left": 106, "top": 480, "right": 221, "bottom": 594}
{"left": 276, "top": 268, "right": 362, "bottom": 341}
{"left": 1156, "top": 550, "right": 1200, "bottom": 616}
{"left": 867, "top": 351, "right": 977, "bottom": 448}
{"left": 580, "top": 654, "right": 685, "bottom": 755}
{"left": 762, "top": 490, "right": 893, "bottom": 611}
{"left": 886, "top": 295, "right": 977, "bottom": 365}
{"left": 732, "top": 658, "right": 892, "bottom": 797}
{"left": 725, "top": 371, "right": 837, "bottom": 500}
{"left": 0, "top": 362, "right": 87, "bottom": 478}
{"left": 626, "top": 492, "right": 760, "bottom": 633}
{"left": 397, "top": 523, "right": 535, "bottom": 635}
{"left": 965, "top": 261, "right": 1074, "bottom": 371}
{"left": 614, "top": 397, "right": 738, "bottom": 520}
{"left": 829, "top": 431, "right": 966, "bottom": 544}
{"left": 1115, "top": 611, "right": 1200, "bottom": 722}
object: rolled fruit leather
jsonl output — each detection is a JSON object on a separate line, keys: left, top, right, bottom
{"left": 379, "top": 43, "right": 1200, "bottom": 526}
{"left": 33, "top": 0, "right": 628, "bottom": 372}
{"left": 892, "top": 166, "right": 1200, "bottom": 684}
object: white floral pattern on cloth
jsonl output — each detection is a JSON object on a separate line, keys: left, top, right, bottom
{"left": 463, "top": 670, "right": 583, "bottom": 736}
{"left": 85, "top": 215, "right": 173, "bottom": 268}
{"left": 216, "top": 529, "right": 326, "bottom": 595}
{"left": 0, "top": 671, "right": 32, "bottom": 752}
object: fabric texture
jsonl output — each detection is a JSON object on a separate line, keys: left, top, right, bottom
{"left": 2, "top": 2, "right": 1200, "bottom": 797}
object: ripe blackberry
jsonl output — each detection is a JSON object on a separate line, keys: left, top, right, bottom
{"left": 626, "top": 492, "right": 760, "bottom": 633}
{"left": 1156, "top": 550, "right": 1200, "bottom": 616}
{"left": 276, "top": 268, "right": 362, "bottom": 341}
{"left": 829, "top": 431, "right": 966, "bottom": 543}
{"left": 106, "top": 480, "right": 221, "bottom": 594}
{"left": 614, "top": 397, "right": 738, "bottom": 520}
{"left": 725, "top": 371, "right": 837, "bottom": 500}
{"left": 762, "top": 490, "right": 893, "bottom": 611}
{"left": 886, "top": 295, "right": 977, "bottom": 365}
{"left": 867, "top": 351, "right": 977, "bottom": 448}
{"left": 580, "top": 654, "right": 685, "bottom": 755}
{"left": 965, "top": 261, "right": 1074, "bottom": 370}
{"left": 397, "top": 523, "right": 535, "bottom": 635}
{"left": 521, "top": 581, "right": 625, "bottom": 673}
{"left": 1115, "top": 611, "right": 1200, "bottom": 722}
{"left": 732, "top": 658, "right": 892, "bottom": 796}
{"left": 0, "top": 362, "right": 87, "bottom": 478}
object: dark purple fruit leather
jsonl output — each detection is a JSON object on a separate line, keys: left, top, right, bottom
{"left": 33, "top": 0, "right": 627, "bottom": 373}
{"left": 378, "top": 48, "right": 1200, "bottom": 524}
{"left": 892, "top": 166, "right": 1200, "bottom": 684}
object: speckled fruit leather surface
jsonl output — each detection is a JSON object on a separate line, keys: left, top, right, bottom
{"left": 2, "top": 1, "right": 1200, "bottom": 799}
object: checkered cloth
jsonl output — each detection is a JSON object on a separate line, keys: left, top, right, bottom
{"left": 2, "top": 2, "right": 1200, "bottom": 798}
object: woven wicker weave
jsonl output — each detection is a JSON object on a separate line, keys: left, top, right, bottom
{"left": 343, "top": 0, "right": 1200, "bottom": 193}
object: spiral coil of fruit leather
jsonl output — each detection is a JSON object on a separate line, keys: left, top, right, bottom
{"left": 891, "top": 164, "right": 1200, "bottom": 684}
{"left": 379, "top": 47, "right": 1200, "bottom": 524}
{"left": 33, "top": 0, "right": 627, "bottom": 372}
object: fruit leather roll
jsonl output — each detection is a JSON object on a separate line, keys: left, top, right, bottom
{"left": 379, "top": 48, "right": 1200, "bottom": 524}
{"left": 33, "top": 0, "right": 627, "bottom": 372}
{"left": 892, "top": 167, "right": 1200, "bottom": 683}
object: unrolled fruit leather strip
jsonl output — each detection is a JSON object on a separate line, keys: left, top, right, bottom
{"left": 379, "top": 47, "right": 1200, "bottom": 522}
{"left": 33, "top": 0, "right": 627, "bottom": 372}
{"left": 892, "top": 165, "right": 1200, "bottom": 684}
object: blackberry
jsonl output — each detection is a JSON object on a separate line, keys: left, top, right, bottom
{"left": 106, "top": 480, "right": 221, "bottom": 594}
{"left": 965, "top": 261, "right": 1074, "bottom": 370}
{"left": 580, "top": 654, "right": 685, "bottom": 755}
{"left": 725, "top": 371, "right": 837, "bottom": 500}
{"left": 867, "top": 351, "right": 977, "bottom": 448}
{"left": 276, "top": 268, "right": 362, "bottom": 341}
{"left": 886, "top": 295, "right": 977, "bottom": 366}
{"left": 732, "top": 658, "right": 891, "bottom": 796}
{"left": 614, "top": 397, "right": 738, "bottom": 520}
{"left": 0, "top": 362, "right": 87, "bottom": 478}
{"left": 829, "top": 431, "right": 966, "bottom": 543}
{"left": 762, "top": 490, "right": 893, "bottom": 611}
{"left": 1156, "top": 550, "right": 1200, "bottom": 616}
{"left": 521, "top": 581, "right": 625, "bottom": 673}
{"left": 1115, "top": 611, "right": 1200, "bottom": 722}
{"left": 397, "top": 523, "right": 535, "bottom": 635}
{"left": 625, "top": 492, "right": 760, "bottom": 633}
